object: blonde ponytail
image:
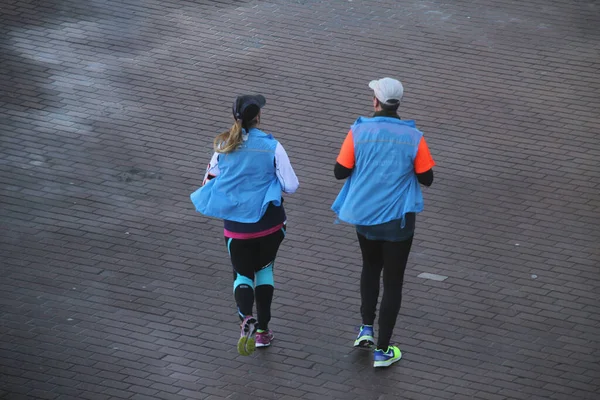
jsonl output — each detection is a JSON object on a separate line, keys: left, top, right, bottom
{"left": 214, "top": 120, "right": 244, "bottom": 154}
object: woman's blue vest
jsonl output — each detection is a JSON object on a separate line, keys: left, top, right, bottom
{"left": 332, "top": 117, "right": 424, "bottom": 225}
{"left": 190, "top": 128, "right": 282, "bottom": 223}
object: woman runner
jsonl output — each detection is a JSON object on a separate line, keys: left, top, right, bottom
{"left": 190, "top": 94, "right": 299, "bottom": 355}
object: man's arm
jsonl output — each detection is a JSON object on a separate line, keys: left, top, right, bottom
{"left": 334, "top": 130, "right": 355, "bottom": 180}
{"left": 415, "top": 137, "right": 435, "bottom": 186}
{"left": 417, "top": 169, "right": 433, "bottom": 186}
{"left": 334, "top": 163, "right": 353, "bottom": 180}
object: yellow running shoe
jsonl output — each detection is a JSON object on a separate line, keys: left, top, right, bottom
{"left": 237, "top": 316, "right": 257, "bottom": 356}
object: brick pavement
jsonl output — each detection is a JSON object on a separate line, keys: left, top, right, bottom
{"left": 1, "top": 0, "right": 599, "bottom": 399}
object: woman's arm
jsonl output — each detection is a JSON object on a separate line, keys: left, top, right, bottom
{"left": 202, "top": 152, "right": 220, "bottom": 185}
{"left": 275, "top": 143, "right": 299, "bottom": 194}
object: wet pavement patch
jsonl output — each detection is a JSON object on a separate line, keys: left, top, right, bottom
{"left": 116, "top": 167, "right": 161, "bottom": 182}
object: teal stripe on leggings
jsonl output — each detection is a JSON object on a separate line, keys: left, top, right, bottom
{"left": 255, "top": 263, "right": 274, "bottom": 287}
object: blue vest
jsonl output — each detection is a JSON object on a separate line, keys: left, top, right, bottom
{"left": 331, "top": 117, "right": 424, "bottom": 225}
{"left": 190, "top": 128, "right": 282, "bottom": 223}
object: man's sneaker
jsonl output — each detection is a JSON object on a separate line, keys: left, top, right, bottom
{"left": 373, "top": 345, "right": 402, "bottom": 368}
{"left": 237, "top": 316, "right": 257, "bottom": 356}
{"left": 354, "top": 325, "right": 375, "bottom": 348}
{"left": 255, "top": 329, "right": 274, "bottom": 348}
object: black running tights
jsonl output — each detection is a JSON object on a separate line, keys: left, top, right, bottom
{"left": 357, "top": 233, "right": 413, "bottom": 350}
{"left": 226, "top": 227, "right": 285, "bottom": 331}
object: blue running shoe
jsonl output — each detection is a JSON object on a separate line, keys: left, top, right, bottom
{"left": 353, "top": 325, "right": 375, "bottom": 348}
{"left": 373, "top": 345, "right": 402, "bottom": 368}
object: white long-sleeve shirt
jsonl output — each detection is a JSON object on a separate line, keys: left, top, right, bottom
{"left": 203, "top": 142, "right": 299, "bottom": 194}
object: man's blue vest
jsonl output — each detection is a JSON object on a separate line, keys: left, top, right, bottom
{"left": 190, "top": 128, "right": 282, "bottom": 223}
{"left": 332, "top": 117, "right": 424, "bottom": 225}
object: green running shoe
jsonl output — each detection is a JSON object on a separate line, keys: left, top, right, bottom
{"left": 354, "top": 325, "right": 375, "bottom": 348}
{"left": 373, "top": 345, "right": 402, "bottom": 368}
{"left": 237, "top": 316, "right": 257, "bottom": 356}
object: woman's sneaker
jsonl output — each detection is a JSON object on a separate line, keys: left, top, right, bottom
{"left": 354, "top": 325, "right": 375, "bottom": 348}
{"left": 373, "top": 345, "right": 402, "bottom": 368}
{"left": 237, "top": 316, "right": 257, "bottom": 356}
{"left": 255, "top": 329, "right": 274, "bottom": 347}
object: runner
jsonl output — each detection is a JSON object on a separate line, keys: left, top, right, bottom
{"left": 332, "top": 78, "right": 435, "bottom": 368}
{"left": 190, "top": 94, "right": 299, "bottom": 356}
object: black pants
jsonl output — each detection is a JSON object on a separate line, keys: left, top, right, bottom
{"left": 358, "top": 232, "right": 413, "bottom": 350}
{"left": 226, "top": 227, "right": 285, "bottom": 331}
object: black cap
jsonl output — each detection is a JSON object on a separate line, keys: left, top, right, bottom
{"left": 232, "top": 94, "right": 266, "bottom": 122}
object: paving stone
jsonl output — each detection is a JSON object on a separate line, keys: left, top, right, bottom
{"left": 1, "top": 0, "right": 599, "bottom": 399}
